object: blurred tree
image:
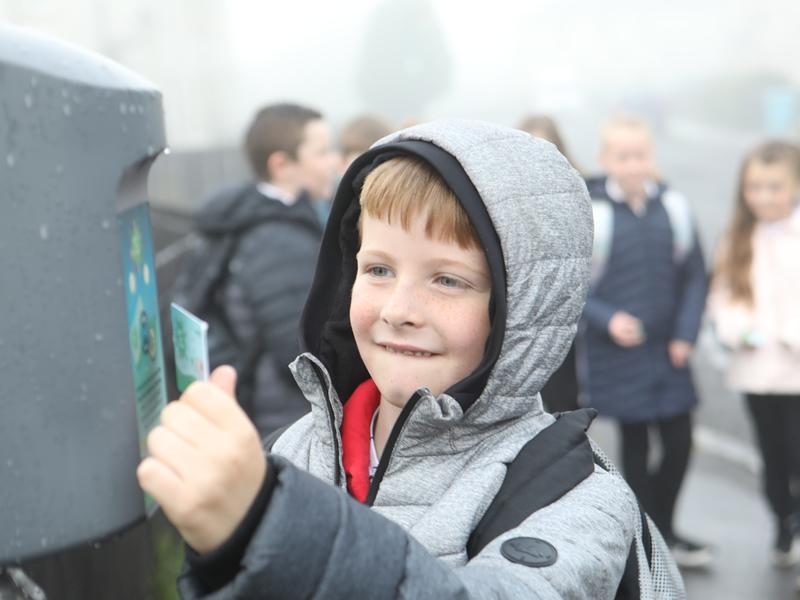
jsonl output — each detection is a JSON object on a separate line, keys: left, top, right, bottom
{"left": 356, "top": 0, "right": 453, "bottom": 121}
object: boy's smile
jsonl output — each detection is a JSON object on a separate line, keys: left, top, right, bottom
{"left": 350, "top": 212, "right": 491, "bottom": 413}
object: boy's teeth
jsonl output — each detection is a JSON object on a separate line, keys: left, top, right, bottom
{"left": 383, "top": 345, "right": 431, "bottom": 357}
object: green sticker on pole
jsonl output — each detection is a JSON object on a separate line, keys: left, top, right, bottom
{"left": 119, "top": 203, "right": 167, "bottom": 515}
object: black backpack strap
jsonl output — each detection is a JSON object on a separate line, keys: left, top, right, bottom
{"left": 466, "top": 408, "right": 598, "bottom": 559}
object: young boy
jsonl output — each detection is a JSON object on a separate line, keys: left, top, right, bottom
{"left": 172, "top": 103, "right": 338, "bottom": 437}
{"left": 581, "top": 115, "right": 709, "bottom": 567}
{"left": 141, "top": 120, "right": 684, "bottom": 597}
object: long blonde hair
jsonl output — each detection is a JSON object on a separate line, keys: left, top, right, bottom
{"left": 714, "top": 141, "right": 800, "bottom": 304}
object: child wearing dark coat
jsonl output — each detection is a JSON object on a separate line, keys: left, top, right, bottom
{"left": 581, "top": 115, "right": 710, "bottom": 568}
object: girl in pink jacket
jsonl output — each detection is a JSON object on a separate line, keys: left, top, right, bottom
{"left": 709, "top": 141, "right": 800, "bottom": 569}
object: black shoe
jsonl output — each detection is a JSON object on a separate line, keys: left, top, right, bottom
{"left": 773, "top": 523, "right": 799, "bottom": 569}
{"left": 667, "top": 535, "right": 713, "bottom": 569}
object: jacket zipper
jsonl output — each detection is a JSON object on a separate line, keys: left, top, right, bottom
{"left": 310, "top": 361, "right": 342, "bottom": 488}
{"left": 365, "top": 391, "right": 423, "bottom": 506}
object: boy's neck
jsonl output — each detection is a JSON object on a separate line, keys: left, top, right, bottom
{"left": 258, "top": 179, "right": 301, "bottom": 204}
{"left": 607, "top": 177, "right": 650, "bottom": 215}
{"left": 624, "top": 192, "right": 647, "bottom": 214}
{"left": 373, "top": 397, "right": 403, "bottom": 458}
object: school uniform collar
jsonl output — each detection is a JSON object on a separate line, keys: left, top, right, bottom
{"left": 369, "top": 410, "right": 380, "bottom": 478}
{"left": 605, "top": 177, "right": 659, "bottom": 214}
{"left": 256, "top": 181, "right": 299, "bottom": 206}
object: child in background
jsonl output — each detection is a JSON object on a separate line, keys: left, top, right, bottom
{"left": 581, "top": 115, "right": 710, "bottom": 568}
{"left": 171, "top": 103, "right": 337, "bottom": 437}
{"left": 708, "top": 141, "right": 800, "bottom": 569}
{"left": 338, "top": 114, "right": 393, "bottom": 173}
{"left": 311, "top": 114, "right": 393, "bottom": 226}
{"left": 519, "top": 114, "right": 581, "bottom": 413}
{"left": 518, "top": 114, "right": 582, "bottom": 174}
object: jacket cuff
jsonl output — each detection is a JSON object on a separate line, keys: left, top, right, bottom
{"left": 183, "top": 455, "right": 279, "bottom": 594}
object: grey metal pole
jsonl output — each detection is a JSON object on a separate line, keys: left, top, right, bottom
{"left": 0, "top": 23, "right": 167, "bottom": 572}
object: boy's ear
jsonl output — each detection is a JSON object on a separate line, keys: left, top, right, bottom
{"left": 266, "top": 151, "right": 294, "bottom": 180}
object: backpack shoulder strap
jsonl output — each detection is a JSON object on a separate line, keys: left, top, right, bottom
{"left": 591, "top": 199, "right": 614, "bottom": 287}
{"left": 466, "top": 408, "right": 598, "bottom": 559}
{"left": 660, "top": 188, "right": 694, "bottom": 264}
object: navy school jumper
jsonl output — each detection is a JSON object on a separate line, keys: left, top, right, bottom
{"left": 580, "top": 176, "right": 708, "bottom": 423}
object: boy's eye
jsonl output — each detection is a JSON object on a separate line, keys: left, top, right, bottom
{"left": 367, "top": 265, "right": 391, "bottom": 277}
{"left": 437, "top": 275, "right": 467, "bottom": 289}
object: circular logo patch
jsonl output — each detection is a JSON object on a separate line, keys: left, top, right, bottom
{"left": 500, "top": 537, "right": 558, "bottom": 567}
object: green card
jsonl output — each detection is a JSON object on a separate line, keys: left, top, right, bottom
{"left": 170, "top": 303, "right": 210, "bottom": 392}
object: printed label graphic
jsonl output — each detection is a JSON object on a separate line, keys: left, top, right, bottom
{"left": 119, "top": 204, "right": 167, "bottom": 515}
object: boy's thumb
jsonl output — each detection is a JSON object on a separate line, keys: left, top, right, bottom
{"left": 210, "top": 365, "right": 238, "bottom": 397}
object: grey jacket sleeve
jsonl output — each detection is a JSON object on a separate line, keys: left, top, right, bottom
{"left": 177, "top": 457, "right": 636, "bottom": 600}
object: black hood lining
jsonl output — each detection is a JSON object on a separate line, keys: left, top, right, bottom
{"left": 299, "top": 139, "right": 507, "bottom": 412}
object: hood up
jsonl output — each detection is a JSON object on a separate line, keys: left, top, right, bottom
{"left": 299, "top": 119, "right": 592, "bottom": 423}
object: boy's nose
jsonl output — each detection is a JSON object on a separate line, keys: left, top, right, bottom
{"left": 380, "top": 286, "right": 422, "bottom": 328}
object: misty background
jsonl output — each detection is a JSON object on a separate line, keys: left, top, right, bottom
{"left": 3, "top": 0, "right": 799, "bottom": 347}
{"left": 3, "top": 0, "right": 798, "bottom": 222}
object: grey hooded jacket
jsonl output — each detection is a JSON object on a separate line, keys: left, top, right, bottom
{"left": 178, "top": 120, "right": 685, "bottom": 599}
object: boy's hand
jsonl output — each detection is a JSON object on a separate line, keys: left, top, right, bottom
{"left": 668, "top": 340, "right": 693, "bottom": 369}
{"left": 608, "top": 312, "right": 645, "bottom": 347}
{"left": 137, "top": 366, "right": 267, "bottom": 555}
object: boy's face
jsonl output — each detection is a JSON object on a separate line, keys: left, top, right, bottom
{"left": 292, "top": 119, "right": 338, "bottom": 200}
{"left": 351, "top": 213, "right": 491, "bottom": 410}
{"left": 599, "top": 128, "right": 654, "bottom": 197}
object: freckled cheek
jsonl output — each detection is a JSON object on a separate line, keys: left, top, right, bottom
{"left": 349, "top": 284, "right": 381, "bottom": 339}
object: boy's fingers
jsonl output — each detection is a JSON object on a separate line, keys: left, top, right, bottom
{"left": 160, "top": 401, "right": 217, "bottom": 449}
{"left": 137, "top": 456, "right": 185, "bottom": 508}
{"left": 147, "top": 425, "right": 196, "bottom": 479}
{"left": 182, "top": 381, "right": 246, "bottom": 430}
{"left": 210, "top": 365, "right": 237, "bottom": 397}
